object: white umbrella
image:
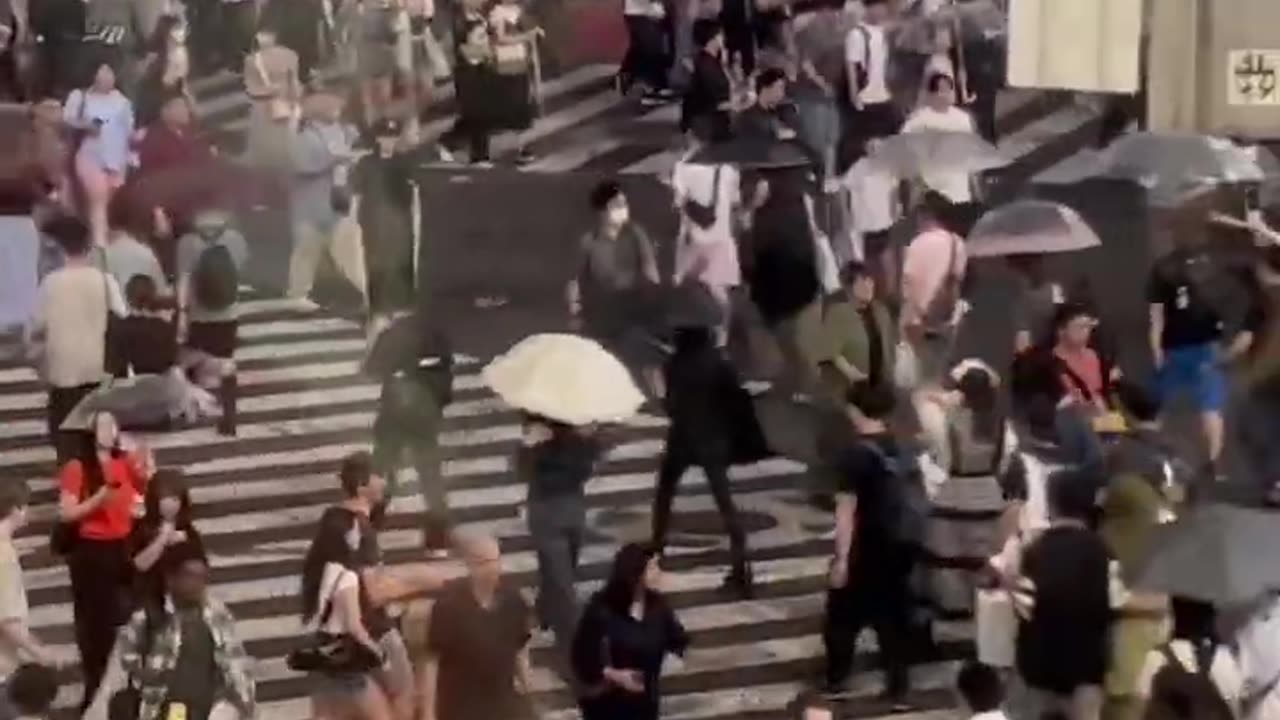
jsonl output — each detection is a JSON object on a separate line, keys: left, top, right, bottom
{"left": 482, "top": 333, "right": 645, "bottom": 426}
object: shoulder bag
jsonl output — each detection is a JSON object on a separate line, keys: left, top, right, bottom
{"left": 287, "top": 567, "right": 383, "bottom": 673}
{"left": 682, "top": 166, "right": 721, "bottom": 229}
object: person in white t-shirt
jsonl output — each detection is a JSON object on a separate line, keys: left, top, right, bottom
{"left": 25, "top": 215, "right": 127, "bottom": 465}
{"left": 672, "top": 138, "right": 742, "bottom": 329}
{"left": 0, "top": 481, "right": 58, "bottom": 715}
{"left": 839, "top": 0, "right": 898, "bottom": 169}
{"left": 902, "top": 72, "right": 977, "bottom": 204}
{"left": 841, "top": 154, "right": 901, "bottom": 293}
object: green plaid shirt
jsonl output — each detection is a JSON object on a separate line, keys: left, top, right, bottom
{"left": 117, "top": 596, "right": 257, "bottom": 720}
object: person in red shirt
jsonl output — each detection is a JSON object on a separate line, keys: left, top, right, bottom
{"left": 1052, "top": 303, "right": 1108, "bottom": 416}
{"left": 55, "top": 410, "right": 153, "bottom": 710}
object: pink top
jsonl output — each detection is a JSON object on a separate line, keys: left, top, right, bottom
{"left": 1055, "top": 345, "right": 1106, "bottom": 407}
{"left": 902, "top": 227, "right": 967, "bottom": 327}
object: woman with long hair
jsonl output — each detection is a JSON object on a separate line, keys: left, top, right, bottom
{"left": 62, "top": 60, "right": 134, "bottom": 248}
{"left": 572, "top": 544, "right": 689, "bottom": 720}
{"left": 56, "top": 410, "right": 153, "bottom": 710}
{"left": 129, "top": 468, "right": 205, "bottom": 609}
{"left": 299, "top": 510, "right": 394, "bottom": 720}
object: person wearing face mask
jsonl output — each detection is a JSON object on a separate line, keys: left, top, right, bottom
{"left": 567, "top": 180, "right": 663, "bottom": 394}
{"left": 349, "top": 118, "right": 419, "bottom": 331}
{"left": 175, "top": 208, "right": 246, "bottom": 436}
{"left": 56, "top": 411, "right": 154, "bottom": 711}
{"left": 129, "top": 469, "right": 205, "bottom": 611}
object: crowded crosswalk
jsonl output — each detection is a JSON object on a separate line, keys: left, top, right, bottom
{"left": 0, "top": 291, "right": 993, "bottom": 719}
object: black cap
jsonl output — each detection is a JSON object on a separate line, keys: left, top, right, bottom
{"left": 372, "top": 118, "right": 402, "bottom": 138}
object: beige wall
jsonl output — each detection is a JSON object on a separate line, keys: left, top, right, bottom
{"left": 1006, "top": 0, "right": 1143, "bottom": 93}
{"left": 1147, "top": 0, "right": 1280, "bottom": 139}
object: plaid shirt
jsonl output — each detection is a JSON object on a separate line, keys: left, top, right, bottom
{"left": 117, "top": 596, "right": 256, "bottom": 720}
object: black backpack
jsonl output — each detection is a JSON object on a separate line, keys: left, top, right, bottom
{"left": 193, "top": 241, "right": 239, "bottom": 311}
{"left": 862, "top": 441, "right": 929, "bottom": 547}
{"left": 1143, "top": 643, "right": 1234, "bottom": 720}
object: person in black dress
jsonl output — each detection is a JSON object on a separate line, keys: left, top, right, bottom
{"left": 651, "top": 325, "right": 767, "bottom": 598}
{"left": 572, "top": 543, "right": 689, "bottom": 720}
{"left": 128, "top": 468, "right": 206, "bottom": 610}
{"left": 351, "top": 119, "right": 418, "bottom": 322}
{"left": 681, "top": 19, "right": 735, "bottom": 142}
{"left": 450, "top": 0, "right": 497, "bottom": 164}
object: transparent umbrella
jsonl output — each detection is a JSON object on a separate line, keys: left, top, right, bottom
{"left": 867, "top": 130, "right": 1010, "bottom": 180}
{"left": 966, "top": 200, "right": 1102, "bottom": 257}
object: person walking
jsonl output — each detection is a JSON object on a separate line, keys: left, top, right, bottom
{"left": 419, "top": 533, "right": 538, "bottom": 720}
{"left": 351, "top": 119, "right": 419, "bottom": 326}
{"left": 650, "top": 325, "right": 761, "bottom": 597}
{"left": 364, "top": 310, "right": 453, "bottom": 550}
{"left": 0, "top": 481, "right": 60, "bottom": 708}
{"left": 63, "top": 61, "right": 135, "bottom": 248}
{"left": 518, "top": 415, "right": 603, "bottom": 660}
{"left": 56, "top": 410, "right": 154, "bottom": 710}
{"left": 242, "top": 25, "right": 301, "bottom": 180}
{"left": 286, "top": 82, "right": 364, "bottom": 306}
{"left": 175, "top": 208, "right": 246, "bottom": 436}
{"left": 129, "top": 469, "right": 206, "bottom": 611}
{"left": 821, "top": 382, "right": 920, "bottom": 710}
{"left": 25, "top": 215, "right": 127, "bottom": 464}
{"left": 572, "top": 543, "right": 690, "bottom": 720}
{"left": 116, "top": 542, "right": 256, "bottom": 720}
{"left": 450, "top": 0, "right": 496, "bottom": 165}
{"left": 487, "top": 0, "right": 540, "bottom": 163}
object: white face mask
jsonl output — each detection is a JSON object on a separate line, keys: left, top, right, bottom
{"left": 607, "top": 206, "right": 629, "bottom": 226}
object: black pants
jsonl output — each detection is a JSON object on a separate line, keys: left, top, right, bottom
{"left": 650, "top": 449, "right": 748, "bottom": 575}
{"left": 823, "top": 556, "right": 914, "bottom": 697}
{"left": 47, "top": 383, "right": 98, "bottom": 467}
{"left": 69, "top": 538, "right": 133, "bottom": 710}
{"left": 219, "top": 1, "right": 259, "bottom": 70}
{"left": 969, "top": 87, "right": 999, "bottom": 143}
{"left": 622, "top": 15, "right": 670, "bottom": 91}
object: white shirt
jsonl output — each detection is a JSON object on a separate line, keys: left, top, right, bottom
{"left": 623, "top": 0, "right": 665, "bottom": 18}
{"left": 902, "top": 105, "right": 977, "bottom": 203}
{"left": 0, "top": 528, "right": 29, "bottom": 682}
{"left": 672, "top": 160, "right": 742, "bottom": 289}
{"left": 844, "top": 22, "right": 891, "bottom": 105}
{"left": 843, "top": 157, "right": 899, "bottom": 234}
{"left": 315, "top": 562, "right": 360, "bottom": 635}
{"left": 28, "top": 263, "right": 127, "bottom": 388}
{"left": 970, "top": 711, "right": 1011, "bottom": 720}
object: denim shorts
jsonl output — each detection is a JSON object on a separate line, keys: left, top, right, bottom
{"left": 1157, "top": 342, "right": 1227, "bottom": 412}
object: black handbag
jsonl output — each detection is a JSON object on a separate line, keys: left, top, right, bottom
{"left": 681, "top": 167, "right": 720, "bottom": 229}
{"left": 287, "top": 569, "right": 383, "bottom": 674}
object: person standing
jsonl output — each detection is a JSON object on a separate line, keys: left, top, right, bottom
{"left": 619, "top": 0, "right": 670, "bottom": 100}
{"left": 681, "top": 20, "right": 734, "bottom": 142}
{"left": 286, "top": 83, "right": 364, "bottom": 305}
{"left": 351, "top": 119, "right": 419, "bottom": 326}
{"left": 242, "top": 26, "right": 301, "bottom": 180}
{"left": 116, "top": 543, "right": 256, "bottom": 720}
{"left": 650, "top": 325, "right": 760, "bottom": 597}
{"left": 671, "top": 132, "right": 741, "bottom": 331}
{"left": 63, "top": 62, "right": 135, "bottom": 248}
{"left": 56, "top": 411, "right": 154, "bottom": 710}
{"left": 488, "top": 0, "right": 540, "bottom": 163}
{"left": 901, "top": 73, "right": 977, "bottom": 206}
{"left": 175, "top": 209, "right": 246, "bottom": 437}
{"left": 450, "top": 0, "right": 496, "bottom": 165}
{"left": 821, "top": 382, "right": 919, "bottom": 710}
{"left": 818, "top": 261, "right": 895, "bottom": 398}
{"left": 572, "top": 544, "right": 690, "bottom": 720}
{"left": 129, "top": 470, "right": 206, "bottom": 611}
{"left": 134, "top": 15, "right": 190, "bottom": 127}
{"left": 419, "top": 533, "right": 538, "bottom": 720}
{"left": 24, "top": 215, "right": 128, "bottom": 464}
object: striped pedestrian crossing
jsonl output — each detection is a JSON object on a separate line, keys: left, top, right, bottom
{"left": 189, "top": 62, "right": 1104, "bottom": 182}
{"left": 4, "top": 295, "right": 999, "bottom": 719}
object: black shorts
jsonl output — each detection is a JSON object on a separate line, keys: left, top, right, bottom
{"left": 187, "top": 320, "right": 238, "bottom": 359}
{"left": 863, "top": 229, "right": 894, "bottom": 259}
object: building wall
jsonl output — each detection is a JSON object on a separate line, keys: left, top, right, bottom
{"left": 1006, "top": 0, "right": 1143, "bottom": 93}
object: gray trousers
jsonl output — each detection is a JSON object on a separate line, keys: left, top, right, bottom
{"left": 526, "top": 493, "right": 586, "bottom": 653}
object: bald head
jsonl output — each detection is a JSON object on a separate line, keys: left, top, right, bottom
{"left": 455, "top": 532, "right": 500, "bottom": 563}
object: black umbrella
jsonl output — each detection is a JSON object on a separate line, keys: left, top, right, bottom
{"left": 1132, "top": 503, "right": 1280, "bottom": 605}
{"left": 687, "top": 137, "right": 813, "bottom": 169}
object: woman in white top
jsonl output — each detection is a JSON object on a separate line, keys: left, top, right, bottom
{"left": 1136, "top": 597, "right": 1244, "bottom": 714}
{"left": 671, "top": 138, "right": 742, "bottom": 323}
{"left": 901, "top": 72, "right": 977, "bottom": 204}
{"left": 299, "top": 513, "right": 392, "bottom": 720}
{"left": 63, "top": 62, "right": 136, "bottom": 248}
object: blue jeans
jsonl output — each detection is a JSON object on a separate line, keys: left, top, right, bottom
{"left": 527, "top": 494, "right": 586, "bottom": 653}
{"left": 1157, "top": 343, "right": 1227, "bottom": 412}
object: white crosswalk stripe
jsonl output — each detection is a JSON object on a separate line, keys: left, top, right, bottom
{"left": 4, "top": 295, "right": 1001, "bottom": 719}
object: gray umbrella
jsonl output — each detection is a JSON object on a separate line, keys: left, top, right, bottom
{"left": 966, "top": 200, "right": 1101, "bottom": 257}
{"left": 1132, "top": 503, "right": 1280, "bottom": 605}
{"left": 867, "top": 130, "right": 1009, "bottom": 180}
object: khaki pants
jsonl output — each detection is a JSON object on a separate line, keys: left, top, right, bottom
{"left": 287, "top": 218, "right": 367, "bottom": 302}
